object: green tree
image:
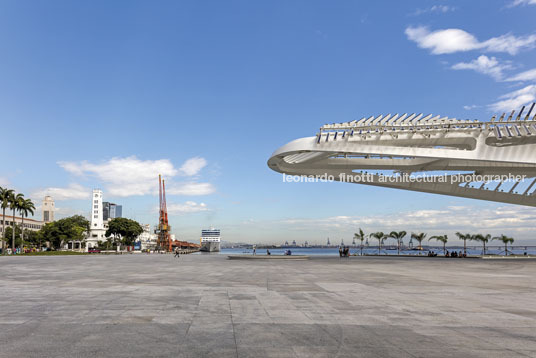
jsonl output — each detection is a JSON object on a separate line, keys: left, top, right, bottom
{"left": 429, "top": 235, "right": 448, "bottom": 255}
{"left": 18, "top": 198, "right": 35, "bottom": 247}
{"left": 24, "top": 229, "right": 40, "bottom": 248}
{"left": 354, "top": 228, "right": 366, "bottom": 256}
{"left": 0, "top": 187, "right": 14, "bottom": 255}
{"left": 370, "top": 232, "right": 385, "bottom": 255}
{"left": 38, "top": 215, "right": 90, "bottom": 250}
{"left": 411, "top": 232, "right": 427, "bottom": 250}
{"left": 493, "top": 234, "right": 514, "bottom": 256}
{"left": 389, "top": 230, "right": 407, "bottom": 255}
{"left": 4, "top": 226, "right": 22, "bottom": 248}
{"left": 106, "top": 218, "right": 144, "bottom": 246}
{"left": 472, "top": 234, "right": 491, "bottom": 255}
{"left": 455, "top": 232, "right": 470, "bottom": 256}
{"left": 9, "top": 192, "right": 24, "bottom": 252}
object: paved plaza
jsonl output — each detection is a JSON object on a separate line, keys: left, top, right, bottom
{"left": 0, "top": 254, "right": 535, "bottom": 358}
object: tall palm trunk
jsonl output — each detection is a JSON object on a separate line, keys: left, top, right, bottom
{"left": 397, "top": 240, "right": 400, "bottom": 255}
{"left": 464, "top": 239, "right": 466, "bottom": 255}
{"left": 11, "top": 207, "right": 16, "bottom": 253}
{"left": 360, "top": 240, "right": 363, "bottom": 256}
{"left": 505, "top": 242, "right": 508, "bottom": 256}
{"left": 20, "top": 214, "right": 24, "bottom": 251}
{"left": 483, "top": 242, "right": 486, "bottom": 255}
{"left": 1, "top": 207, "right": 5, "bottom": 255}
{"left": 443, "top": 242, "right": 446, "bottom": 255}
{"left": 378, "top": 239, "right": 381, "bottom": 255}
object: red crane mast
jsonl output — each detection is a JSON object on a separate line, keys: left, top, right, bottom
{"left": 157, "top": 174, "right": 172, "bottom": 252}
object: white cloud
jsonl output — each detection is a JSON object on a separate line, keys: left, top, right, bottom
{"left": 463, "top": 105, "right": 479, "bottom": 110}
{"left": 412, "top": 5, "right": 456, "bottom": 16}
{"left": 506, "top": 68, "right": 536, "bottom": 82}
{"left": 451, "top": 55, "right": 512, "bottom": 81}
{"left": 277, "top": 205, "right": 536, "bottom": 241}
{"left": 508, "top": 0, "right": 536, "bottom": 6}
{"left": 32, "top": 183, "right": 90, "bottom": 201}
{"left": 58, "top": 156, "right": 213, "bottom": 197}
{"left": 179, "top": 157, "right": 207, "bottom": 176}
{"left": 488, "top": 85, "right": 536, "bottom": 112}
{"left": 166, "top": 182, "right": 216, "bottom": 196}
{"left": 405, "top": 26, "right": 536, "bottom": 55}
{"left": 166, "top": 201, "right": 209, "bottom": 214}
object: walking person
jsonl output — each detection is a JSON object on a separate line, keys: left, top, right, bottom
{"left": 174, "top": 247, "right": 180, "bottom": 258}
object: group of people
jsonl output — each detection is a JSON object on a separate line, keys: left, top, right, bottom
{"left": 427, "top": 250, "right": 467, "bottom": 258}
{"left": 339, "top": 246, "right": 350, "bottom": 257}
{"left": 446, "top": 250, "right": 466, "bottom": 258}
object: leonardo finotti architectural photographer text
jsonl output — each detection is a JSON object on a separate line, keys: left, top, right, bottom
{"left": 282, "top": 173, "right": 527, "bottom": 184}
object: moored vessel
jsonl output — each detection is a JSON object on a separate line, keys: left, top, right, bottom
{"left": 200, "top": 227, "right": 220, "bottom": 252}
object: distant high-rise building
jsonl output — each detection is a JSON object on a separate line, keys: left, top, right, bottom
{"left": 42, "top": 196, "right": 55, "bottom": 223}
{"left": 111, "top": 204, "right": 122, "bottom": 218}
{"left": 103, "top": 202, "right": 109, "bottom": 221}
{"left": 103, "top": 202, "right": 123, "bottom": 221}
{"left": 327, "top": 237, "right": 330, "bottom": 246}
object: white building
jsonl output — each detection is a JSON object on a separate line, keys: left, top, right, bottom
{"left": 136, "top": 224, "right": 158, "bottom": 250}
{"left": 85, "top": 189, "right": 151, "bottom": 251}
{"left": 0, "top": 215, "right": 45, "bottom": 235}
{"left": 87, "top": 189, "right": 107, "bottom": 249}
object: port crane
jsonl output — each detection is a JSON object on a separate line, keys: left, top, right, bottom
{"left": 156, "top": 174, "right": 172, "bottom": 252}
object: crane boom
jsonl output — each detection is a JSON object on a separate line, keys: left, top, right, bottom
{"left": 157, "top": 174, "right": 172, "bottom": 252}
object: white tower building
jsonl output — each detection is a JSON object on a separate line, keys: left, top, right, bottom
{"left": 88, "top": 189, "right": 106, "bottom": 249}
{"left": 42, "top": 196, "right": 55, "bottom": 223}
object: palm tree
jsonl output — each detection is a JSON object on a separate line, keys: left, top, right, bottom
{"left": 0, "top": 187, "right": 14, "bottom": 255}
{"left": 389, "top": 231, "right": 407, "bottom": 255}
{"left": 411, "top": 232, "right": 427, "bottom": 250}
{"left": 370, "top": 232, "right": 385, "bottom": 255}
{"left": 455, "top": 232, "right": 470, "bottom": 256}
{"left": 9, "top": 193, "right": 24, "bottom": 253}
{"left": 471, "top": 234, "right": 491, "bottom": 255}
{"left": 429, "top": 235, "right": 448, "bottom": 255}
{"left": 493, "top": 234, "right": 514, "bottom": 256}
{"left": 354, "top": 228, "right": 366, "bottom": 256}
{"left": 18, "top": 198, "right": 35, "bottom": 250}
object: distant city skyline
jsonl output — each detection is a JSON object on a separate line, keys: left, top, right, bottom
{"left": 2, "top": 0, "right": 536, "bottom": 244}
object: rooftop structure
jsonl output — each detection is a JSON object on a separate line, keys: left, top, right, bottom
{"left": 268, "top": 104, "right": 536, "bottom": 206}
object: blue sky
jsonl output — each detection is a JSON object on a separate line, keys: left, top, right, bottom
{"left": 2, "top": 0, "right": 536, "bottom": 244}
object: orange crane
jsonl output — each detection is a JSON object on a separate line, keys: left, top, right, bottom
{"left": 157, "top": 174, "right": 172, "bottom": 252}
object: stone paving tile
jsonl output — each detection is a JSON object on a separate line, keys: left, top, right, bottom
{"left": 0, "top": 254, "right": 535, "bottom": 357}
{"left": 237, "top": 346, "right": 297, "bottom": 358}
